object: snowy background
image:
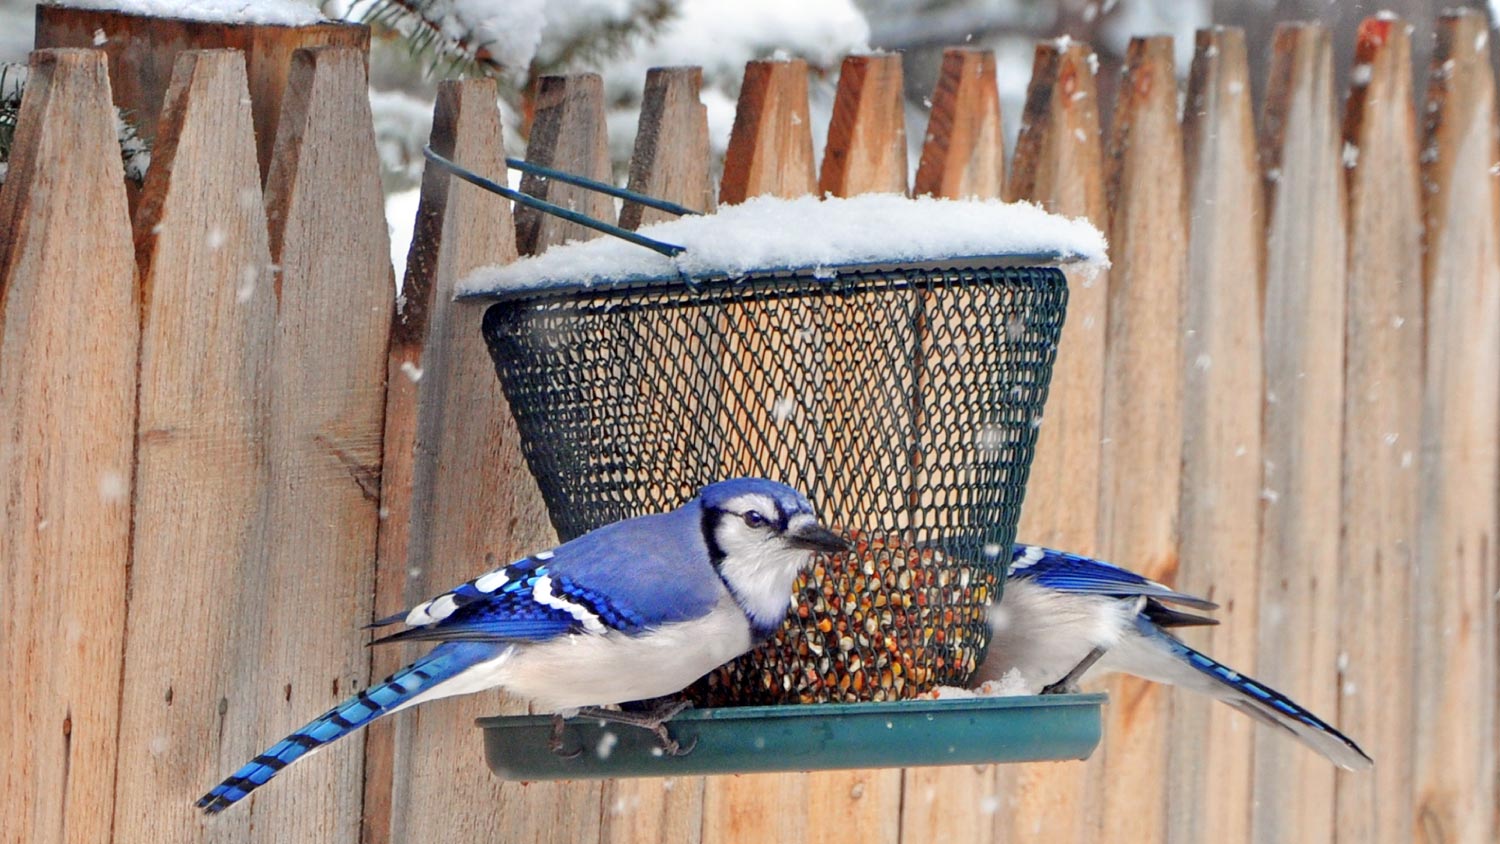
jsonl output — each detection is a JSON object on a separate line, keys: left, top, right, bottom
{"left": 0, "top": 0, "right": 1493, "bottom": 271}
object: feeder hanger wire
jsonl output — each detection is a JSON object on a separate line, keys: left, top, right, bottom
{"left": 422, "top": 145, "right": 694, "bottom": 258}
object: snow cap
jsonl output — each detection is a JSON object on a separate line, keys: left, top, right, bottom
{"left": 459, "top": 193, "right": 1108, "bottom": 297}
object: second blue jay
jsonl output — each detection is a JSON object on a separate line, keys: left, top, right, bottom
{"left": 974, "top": 545, "right": 1372, "bottom": 770}
{"left": 198, "top": 477, "right": 847, "bottom": 813}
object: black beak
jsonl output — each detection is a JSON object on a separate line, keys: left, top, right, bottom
{"left": 786, "top": 523, "right": 851, "bottom": 554}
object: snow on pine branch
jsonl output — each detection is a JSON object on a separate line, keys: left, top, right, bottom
{"left": 55, "top": 0, "right": 326, "bottom": 26}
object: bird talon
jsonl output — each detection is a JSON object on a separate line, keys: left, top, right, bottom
{"left": 549, "top": 714, "right": 582, "bottom": 759}
{"left": 655, "top": 728, "right": 697, "bottom": 757}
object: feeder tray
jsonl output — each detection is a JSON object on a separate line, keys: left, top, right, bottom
{"left": 479, "top": 694, "right": 1104, "bottom": 779}
{"left": 432, "top": 146, "right": 1106, "bottom": 778}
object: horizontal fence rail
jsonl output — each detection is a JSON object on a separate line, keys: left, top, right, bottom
{"left": 0, "top": 7, "right": 1496, "bottom": 844}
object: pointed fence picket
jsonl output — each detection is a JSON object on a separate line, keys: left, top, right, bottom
{"left": 0, "top": 12, "right": 1496, "bottom": 844}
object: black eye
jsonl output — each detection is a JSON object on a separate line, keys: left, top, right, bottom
{"left": 743, "top": 511, "right": 768, "bottom": 528}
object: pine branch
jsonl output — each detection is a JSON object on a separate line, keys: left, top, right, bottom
{"left": 531, "top": 0, "right": 677, "bottom": 76}
{"left": 357, "top": 1, "right": 507, "bottom": 78}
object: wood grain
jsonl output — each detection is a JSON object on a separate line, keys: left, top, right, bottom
{"left": 914, "top": 48, "right": 1004, "bottom": 200}
{"left": 1255, "top": 23, "right": 1346, "bottom": 844}
{"left": 1336, "top": 15, "right": 1422, "bottom": 844}
{"left": 34, "top": 5, "right": 369, "bottom": 181}
{"left": 701, "top": 50, "right": 905, "bottom": 844}
{"left": 603, "top": 65, "right": 714, "bottom": 844}
{"left": 819, "top": 53, "right": 908, "bottom": 197}
{"left": 363, "top": 75, "right": 594, "bottom": 844}
{"left": 514, "top": 74, "right": 613, "bottom": 256}
{"left": 719, "top": 59, "right": 817, "bottom": 204}
{"left": 992, "top": 38, "right": 1108, "bottom": 844}
{"left": 1094, "top": 35, "right": 1187, "bottom": 844}
{"left": 1006, "top": 39, "right": 1108, "bottom": 555}
{"left": 0, "top": 48, "right": 138, "bottom": 844}
{"left": 619, "top": 66, "right": 715, "bottom": 230}
{"left": 1414, "top": 10, "right": 1500, "bottom": 844}
{"left": 110, "top": 49, "right": 280, "bottom": 844}
{"left": 221, "top": 45, "right": 391, "bottom": 840}
{"left": 818, "top": 49, "right": 917, "bottom": 534}
{"left": 1173, "top": 26, "right": 1264, "bottom": 844}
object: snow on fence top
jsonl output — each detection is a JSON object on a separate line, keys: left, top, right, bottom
{"left": 458, "top": 193, "right": 1108, "bottom": 296}
{"left": 57, "top": 0, "right": 326, "bottom": 26}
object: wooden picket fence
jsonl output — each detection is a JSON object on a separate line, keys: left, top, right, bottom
{"left": 1, "top": 8, "right": 1496, "bottom": 844}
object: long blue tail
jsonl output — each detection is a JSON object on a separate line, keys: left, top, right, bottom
{"left": 1130, "top": 618, "right": 1373, "bottom": 770}
{"left": 197, "top": 642, "right": 502, "bottom": 814}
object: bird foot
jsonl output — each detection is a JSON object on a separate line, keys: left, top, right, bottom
{"left": 548, "top": 713, "right": 583, "bottom": 758}
{"left": 575, "top": 700, "right": 698, "bottom": 757}
{"left": 1041, "top": 646, "right": 1107, "bottom": 695}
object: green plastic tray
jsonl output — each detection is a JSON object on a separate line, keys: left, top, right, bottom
{"left": 478, "top": 694, "right": 1104, "bottom": 780}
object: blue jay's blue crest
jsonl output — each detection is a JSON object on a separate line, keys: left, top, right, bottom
{"left": 697, "top": 477, "right": 818, "bottom": 528}
{"left": 198, "top": 477, "right": 843, "bottom": 815}
{"left": 980, "top": 544, "right": 1373, "bottom": 771}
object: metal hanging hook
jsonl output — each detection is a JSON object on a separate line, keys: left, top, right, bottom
{"left": 422, "top": 145, "right": 693, "bottom": 258}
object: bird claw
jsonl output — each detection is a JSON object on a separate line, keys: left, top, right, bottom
{"left": 571, "top": 699, "right": 698, "bottom": 757}
{"left": 548, "top": 714, "right": 582, "bottom": 759}
{"left": 1041, "top": 645, "right": 1108, "bottom": 695}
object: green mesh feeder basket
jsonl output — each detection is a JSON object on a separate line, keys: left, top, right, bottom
{"left": 478, "top": 259, "right": 1065, "bottom": 705}
{"left": 433, "top": 146, "right": 1105, "bottom": 777}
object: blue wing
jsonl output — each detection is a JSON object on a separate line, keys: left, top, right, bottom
{"left": 372, "top": 504, "right": 722, "bottom": 645}
{"left": 1008, "top": 544, "right": 1218, "bottom": 611}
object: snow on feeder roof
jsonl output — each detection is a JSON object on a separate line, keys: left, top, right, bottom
{"left": 457, "top": 192, "right": 1108, "bottom": 297}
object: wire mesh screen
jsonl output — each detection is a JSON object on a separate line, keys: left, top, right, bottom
{"left": 481, "top": 261, "right": 1068, "bottom": 704}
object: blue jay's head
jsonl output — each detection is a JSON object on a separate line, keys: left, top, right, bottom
{"left": 696, "top": 478, "right": 848, "bottom": 635}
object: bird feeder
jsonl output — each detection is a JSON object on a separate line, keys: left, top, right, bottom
{"left": 438, "top": 148, "right": 1108, "bottom": 779}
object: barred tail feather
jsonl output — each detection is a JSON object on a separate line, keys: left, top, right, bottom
{"left": 1105, "top": 617, "right": 1373, "bottom": 771}
{"left": 197, "top": 642, "right": 504, "bottom": 814}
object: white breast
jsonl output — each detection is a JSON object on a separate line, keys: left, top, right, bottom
{"left": 497, "top": 594, "right": 754, "bottom": 711}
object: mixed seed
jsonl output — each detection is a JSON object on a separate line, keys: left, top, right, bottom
{"left": 686, "top": 530, "right": 995, "bottom": 706}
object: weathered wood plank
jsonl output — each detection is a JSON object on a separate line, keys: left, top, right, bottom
{"left": 110, "top": 49, "right": 279, "bottom": 844}
{"left": 1094, "top": 35, "right": 1187, "bottom": 844}
{"left": 1336, "top": 15, "right": 1423, "bottom": 844}
{"left": 601, "top": 65, "right": 715, "bottom": 844}
{"left": 217, "top": 45, "right": 390, "bottom": 840}
{"left": 914, "top": 47, "right": 1003, "bottom": 200}
{"left": 0, "top": 47, "right": 138, "bottom": 844}
{"left": 719, "top": 59, "right": 817, "bottom": 204}
{"left": 1415, "top": 10, "right": 1500, "bottom": 844}
{"left": 819, "top": 53, "right": 907, "bottom": 197}
{"left": 619, "top": 66, "right": 715, "bottom": 230}
{"left": 515, "top": 74, "right": 612, "bottom": 256}
{"left": 1171, "top": 26, "right": 1264, "bottom": 844}
{"left": 702, "top": 50, "right": 907, "bottom": 844}
{"left": 992, "top": 38, "right": 1108, "bottom": 844}
{"left": 806, "top": 54, "right": 906, "bottom": 844}
{"left": 34, "top": 5, "right": 369, "bottom": 181}
{"left": 902, "top": 40, "right": 1043, "bottom": 844}
{"left": 1254, "top": 22, "right": 1345, "bottom": 844}
{"left": 698, "top": 55, "right": 823, "bottom": 844}
{"left": 1007, "top": 38, "right": 1108, "bottom": 557}
{"left": 362, "top": 76, "right": 582, "bottom": 844}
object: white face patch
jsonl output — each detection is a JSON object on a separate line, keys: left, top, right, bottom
{"left": 532, "top": 575, "right": 606, "bottom": 634}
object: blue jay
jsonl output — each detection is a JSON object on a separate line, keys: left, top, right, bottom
{"left": 974, "top": 545, "right": 1372, "bottom": 770}
{"left": 197, "top": 478, "right": 848, "bottom": 813}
